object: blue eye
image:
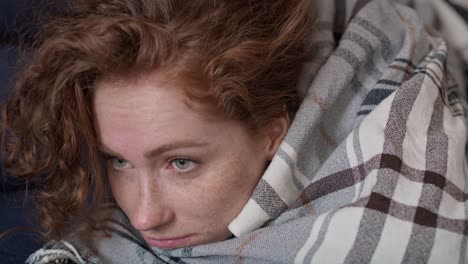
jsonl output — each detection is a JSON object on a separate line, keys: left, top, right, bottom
{"left": 109, "top": 157, "right": 132, "bottom": 170}
{"left": 170, "top": 159, "right": 195, "bottom": 172}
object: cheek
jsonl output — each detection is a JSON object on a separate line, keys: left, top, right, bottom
{"left": 108, "top": 174, "right": 136, "bottom": 211}
{"left": 187, "top": 156, "right": 263, "bottom": 221}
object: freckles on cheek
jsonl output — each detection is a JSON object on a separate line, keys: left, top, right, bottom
{"left": 109, "top": 175, "right": 135, "bottom": 205}
{"left": 204, "top": 170, "right": 254, "bottom": 209}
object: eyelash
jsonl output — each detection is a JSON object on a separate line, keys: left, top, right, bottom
{"left": 167, "top": 157, "right": 198, "bottom": 174}
{"left": 103, "top": 154, "right": 198, "bottom": 174}
{"left": 104, "top": 155, "right": 131, "bottom": 170}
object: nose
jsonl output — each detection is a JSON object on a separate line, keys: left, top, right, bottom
{"left": 129, "top": 181, "right": 175, "bottom": 232}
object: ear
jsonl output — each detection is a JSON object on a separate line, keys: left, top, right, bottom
{"left": 262, "top": 111, "right": 290, "bottom": 159}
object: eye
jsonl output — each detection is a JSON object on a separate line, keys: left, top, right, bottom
{"left": 109, "top": 157, "right": 133, "bottom": 170}
{"left": 169, "top": 159, "right": 196, "bottom": 172}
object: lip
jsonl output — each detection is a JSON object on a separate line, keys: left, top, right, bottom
{"left": 143, "top": 234, "right": 193, "bottom": 249}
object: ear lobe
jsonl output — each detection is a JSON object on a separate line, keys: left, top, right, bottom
{"left": 264, "top": 112, "right": 290, "bottom": 159}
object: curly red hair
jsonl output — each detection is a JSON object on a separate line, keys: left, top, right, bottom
{"left": 1, "top": 0, "right": 314, "bottom": 240}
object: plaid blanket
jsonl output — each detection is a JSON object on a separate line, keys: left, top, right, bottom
{"left": 28, "top": 0, "right": 468, "bottom": 263}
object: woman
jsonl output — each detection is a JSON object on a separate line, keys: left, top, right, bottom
{"left": 2, "top": 0, "right": 467, "bottom": 263}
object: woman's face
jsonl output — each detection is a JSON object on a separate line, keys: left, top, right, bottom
{"left": 93, "top": 71, "right": 286, "bottom": 249}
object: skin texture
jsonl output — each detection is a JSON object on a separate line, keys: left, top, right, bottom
{"left": 93, "top": 70, "right": 288, "bottom": 249}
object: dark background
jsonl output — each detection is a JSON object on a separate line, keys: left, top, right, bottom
{"left": 0, "top": 1, "right": 47, "bottom": 262}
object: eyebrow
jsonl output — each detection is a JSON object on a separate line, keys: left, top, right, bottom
{"left": 98, "top": 140, "right": 210, "bottom": 159}
{"left": 144, "top": 140, "right": 209, "bottom": 158}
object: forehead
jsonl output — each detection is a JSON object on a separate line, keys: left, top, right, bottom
{"left": 94, "top": 69, "right": 217, "bottom": 116}
{"left": 92, "top": 70, "right": 225, "bottom": 151}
